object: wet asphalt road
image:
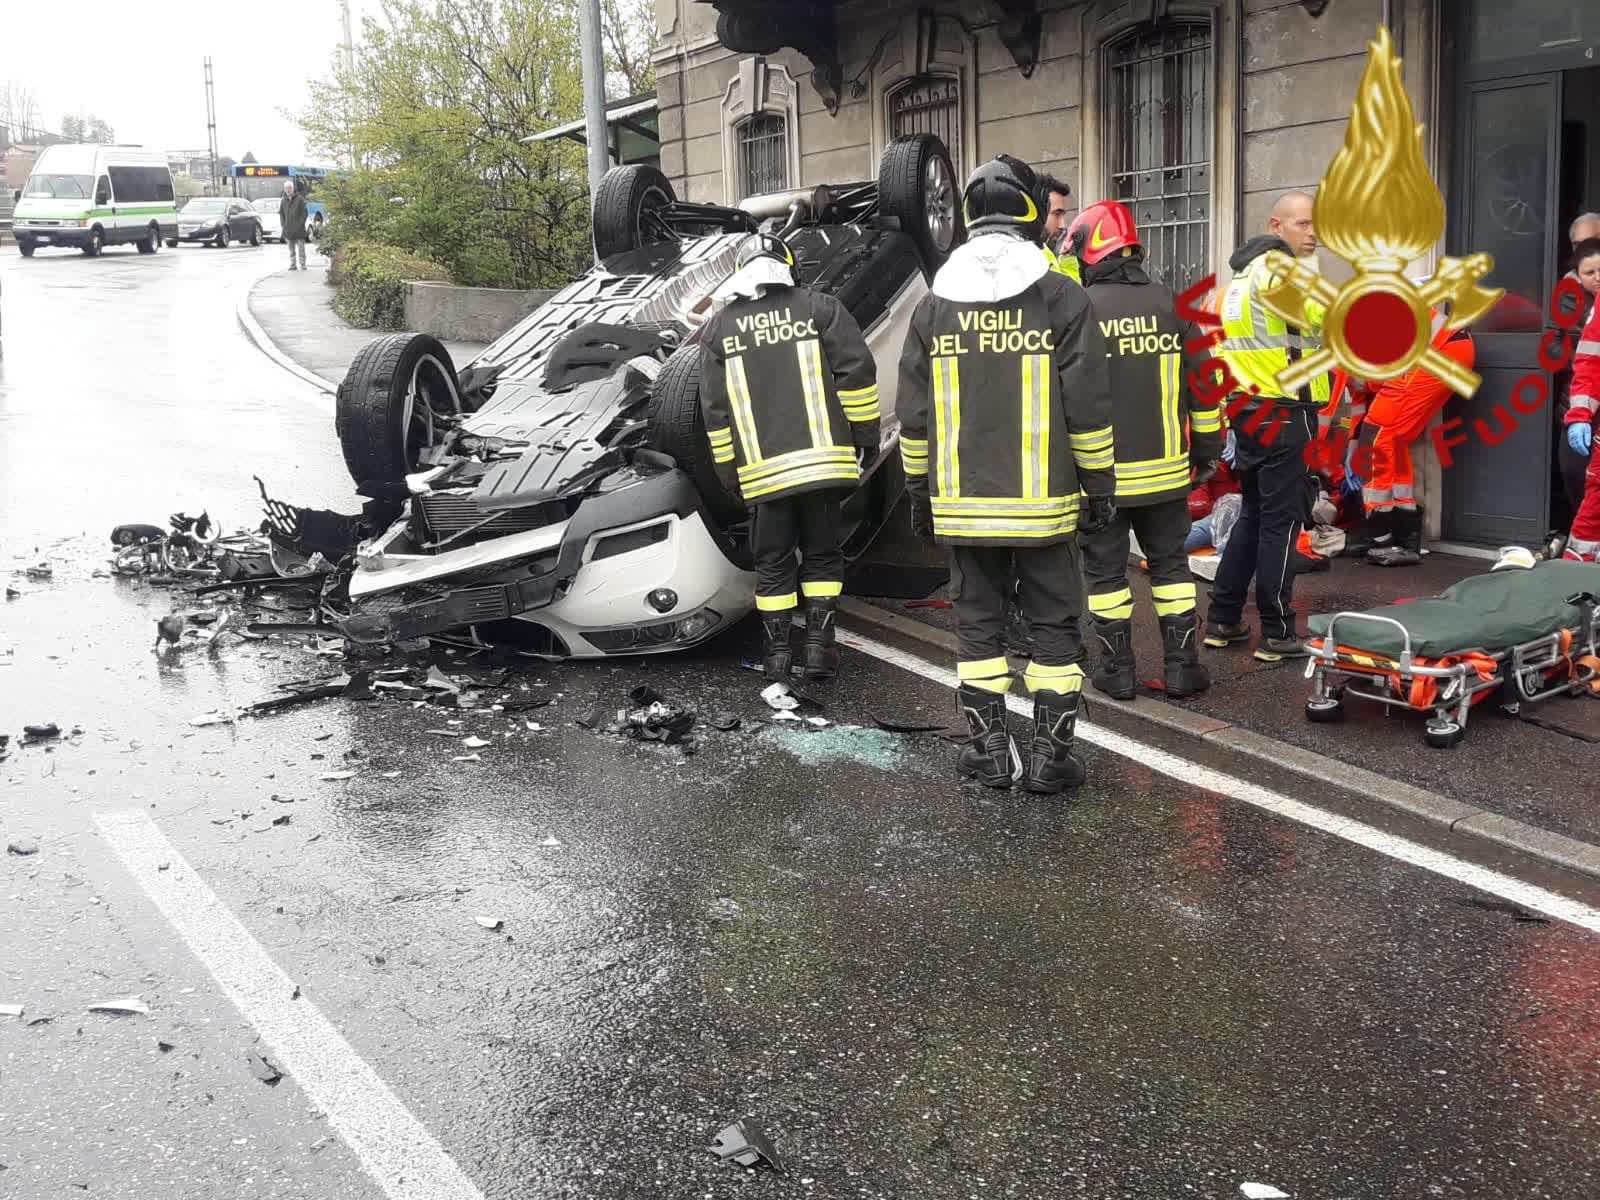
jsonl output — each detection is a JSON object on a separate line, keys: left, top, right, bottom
{"left": 4, "top": 244, "right": 1600, "bottom": 1199}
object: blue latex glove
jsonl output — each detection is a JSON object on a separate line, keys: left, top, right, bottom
{"left": 1221, "top": 428, "right": 1237, "bottom": 466}
{"left": 1570, "top": 423, "right": 1594, "bottom": 456}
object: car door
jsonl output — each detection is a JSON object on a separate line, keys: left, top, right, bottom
{"left": 227, "top": 202, "right": 247, "bottom": 239}
{"left": 94, "top": 174, "right": 114, "bottom": 240}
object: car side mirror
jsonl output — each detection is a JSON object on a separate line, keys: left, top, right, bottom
{"left": 11, "top": 189, "right": 18, "bottom": 204}
{"left": 96, "top": 186, "right": 110, "bottom": 206}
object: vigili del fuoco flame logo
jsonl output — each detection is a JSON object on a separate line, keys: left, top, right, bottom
{"left": 1259, "top": 26, "right": 1501, "bottom": 398}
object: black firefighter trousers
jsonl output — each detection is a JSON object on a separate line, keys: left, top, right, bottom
{"left": 952, "top": 542, "right": 1085, "bottom": 696}
{"left": 1080, "top": 497, "right": 1196, "bottom": 625}
{"left": 752, "top": 493, "right": 844, "bottom": 612}
{"left": 1209, "top": 401, "right": 1318, "bottom": 640}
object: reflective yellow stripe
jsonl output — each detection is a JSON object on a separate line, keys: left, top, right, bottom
{"left": 707, "top": 425, "right": 735, "bottom": 463}
{"left": 843, "top": 403, "right": 881, "bottom": 422}
{"left": 741, "top": 465, "right": 859, "bottom": 500}
{"left": 1160, "top": 352, "right": 1181, "bottom": 458}
{"left": 1191, "top": 406, "right": 1222, "bottom": 433}
{"left": 934, "top": 516, "right": 1079, "bottom": 539}
{"left": 1113, "top": 452, "right": 1189, "bottom": 497}
{"left": 1088, "top": 588, "right": 1134, "bottom": 619}
{"left": 1023, "top": 661, "right": 1084, "bottom": 693}
{"left": 756, "top": 592, "right": 798, "bottom": 612}
{"left": 1070, "top": 426, "right": 1114, "bottom": 469}
{"left": 900, "top": 435, "right": 930, "bottom": 477}
{"left": 959, "top": 656, "right": 1013, "bottom": 693}
{"left": 1021, "top": 352, "right": 1049, "bottom": 500}
{"left": 726, "top": 357, "right": 762, "bottom": 463}
{"left": 796, "top": 339, "right": 831, "bottom": 449}
{"left": 738, "top": 447, "right": 856, "bottom": 483}
{"left": 801, "top": 581, "right": 842, "bottom": 598}
{"left": 839, "top": 385, "right": 878, "bottom": 403}
{"left": 933, "top": 356, "right": 961, "bottom": 498}
{"left": 931, "top": 495, "right": 1075, "bottom": 515}
{"left": 1152, "top": 583, "right": 1198, "bottom": 616}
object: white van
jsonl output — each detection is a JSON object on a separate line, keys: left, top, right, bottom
{"left": 11, "top": 145, "right": 177, "bottom": 257}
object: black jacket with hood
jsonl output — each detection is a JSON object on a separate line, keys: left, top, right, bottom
{"left": 896, "top": 231, "right": 1115, "bottom": 546}
{"left": 1079, "top": 251, "right": 1222, "bottom": 506}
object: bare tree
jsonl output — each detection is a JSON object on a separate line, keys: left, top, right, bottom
{"left": 601, "top": 0, "right": 658, "bottom": 96}
{"left": 0, "top": 83, "right": 43, "bottom": 141}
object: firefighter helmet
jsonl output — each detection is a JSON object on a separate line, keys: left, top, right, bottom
{"left": 1067, "top": 200, "right": 1140, "bottom": 265}
{"left": 961, "top": 155, "right": 1043, "bottom": 239}
{"left": 735, "top": 232, "right": 797, "bottom": 275}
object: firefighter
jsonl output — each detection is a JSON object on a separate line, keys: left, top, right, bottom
{"left": 1205, "top": 191, "right": 1331, "bottom": 663}
{"left": 1351, "top": 309, "right": 1475, "bottom": 566}
{"left": 1036, "top": 172, "right": 1081, "bottom": 284}
{"left": 1064, "top": 201, "right": 1222, "bottom": 698}
{"left": 898, "top": 155, "right": 1116, "bottom": 793}
{"left": 699, "top": 233, "right": 879, "bottom": 680}
{"left": 1562, "top": 291, "right": 1600, "bottom": 560}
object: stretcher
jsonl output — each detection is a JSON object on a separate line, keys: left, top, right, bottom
{"left": 1303, "top": 561, "right": 1600, "bottom": 747}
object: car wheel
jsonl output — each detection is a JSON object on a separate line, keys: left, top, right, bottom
{"left": 592, "top": 164, "right": 677, "bottom": 261}
{"left": 166, "top": 239, "right": 179, "bottom": 248}
{"left": 138, "top": 224, "right": 159, "bottom": 254}
{"left": 878, "top": 133, "right": 963, "bottom": 273}
{"left": 249, "top": 223, "right": 261, "bottom": 247}
{"left": 17, "top": 239, "right": 35, "bottom": 257}
{"left": 646, "top": 344, "right": 745, "bottom": 527}
{"left": 83, "top": 227, "right": 103, "bottom": 257}
{"left": 216, "top": 225, "right": 230, "bottom": 249}
{"left": 336, "top": 333, "right": 462, "bottom": 487}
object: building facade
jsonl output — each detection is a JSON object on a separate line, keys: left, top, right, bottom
{"left": 652, "top": 0, "right": 1600, "bottom": 547}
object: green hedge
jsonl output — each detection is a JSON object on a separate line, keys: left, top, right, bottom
{"left": 331, "top": 240, "right": 452, "bottom": 331}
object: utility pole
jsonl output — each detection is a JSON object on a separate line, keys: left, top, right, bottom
{"left": 340, "top": 0, "right": 355, "bottom": 75}
{"left": 577, "top": 0, "right": 609, "bottom": 201}
{"left": 203, "top": 57, "right": 219, "bottom": 196}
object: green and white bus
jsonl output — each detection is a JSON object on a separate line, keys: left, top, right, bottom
{"left": 11, "top": 145, "right": 178, "bottom": 257}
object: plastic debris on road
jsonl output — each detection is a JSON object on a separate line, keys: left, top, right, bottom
{"left": 1240, "top": 1185, "right": 1290, "bottom": 1199}
{"left": 188, "top": 711, "right": 236, "bottom": 728}
{"left": 761, "top": 683, "right": 799, "bottom": 711}
{"left": 452, "top": 753, "right": 483, "bottom": 763}
{"left": 88, "top": 996, "right": 151, "bottom": 1016}
{"left": 0, "top": 1004, "right": 24, "bottom": 1018}
{"left": 21, "top": 723, "right": 61, "bottom": 743}
{"left": 245, "top": 1048, "right": 284, "bottom": 1085}
{"left": 24, "top": 563, "right": 53, "bottom": 581}
{"left": 6, "top": 839, "right": 39, "bottom": 857}
{"left": 461, "top": 735, "right": 490, "bottom": 749}
{"left": 708, "top": 1118, "right": 784, "bottom": 1173}
{"left": 319, "top": 770, "right": 357, "bottom": 782}
{"left": 474, "top": 915, "right": 504, "bottom": 931}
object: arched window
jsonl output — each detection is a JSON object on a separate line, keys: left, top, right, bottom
{"left": 888, "top": 75, "right": 962, "bottom": 171}
{"left": 736, "top": 112, "right": 789, "bottom": 199}
{"left": 1104, "top": 19, "right": 1213, "bottom": 288}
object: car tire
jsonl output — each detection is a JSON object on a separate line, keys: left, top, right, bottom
{"left": 138, "top": 224, "right": 159, "bottom": 254}
{"left": 592, "top": 164, "right": 677, "bottom": 261}
{"left": 877, "top": 133, "right": 963, "bottom": 273}
{"left": 17, "top": 239, "right": 35, "bottom": 257}
{"left": 216, "top": 225, "right": 229, "bottom": 249}
{"left": 249, "top": 224, "right": 262, "bottom": 247}
{"left": 336, "top": 333, "right": 463, "bottom": 487}
{"left": 646, "top": 344, "right": 745, "bottom": 527}
{"left": 166, "top": 239, "right": 178, "bottom": 248}
{"left": 83, "top": 227, "right": 103, "bottom": 257}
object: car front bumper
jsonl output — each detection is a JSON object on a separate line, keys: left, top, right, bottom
{"left": 13, "top": 223, "right": 94, "bottom": 247}
{"left": 175, "top": 227, "right": 223, "bottom": 242}
{"left": 340, "top": 468, "right": 755, "bottom": 657}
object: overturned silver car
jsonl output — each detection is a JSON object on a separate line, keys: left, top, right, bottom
{"left": 331, "top": 135, "right": 961, "bottom": 657}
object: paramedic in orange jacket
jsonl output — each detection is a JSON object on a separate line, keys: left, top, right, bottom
{"left": 1350, "top": 310, "right": 1476, "bottom": 567}
{"left": 1564, "top": 295, "right": 1600, "bottom": 560}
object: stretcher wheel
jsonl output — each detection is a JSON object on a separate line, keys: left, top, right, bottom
{"left": 1305, "top": 696, "right": 1345, "bottom": 722}
{"left": 1423, "top": 719, "right": 1464, "bottom": 749}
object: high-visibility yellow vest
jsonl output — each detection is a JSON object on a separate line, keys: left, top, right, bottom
{"left": 1218, "top": 253, "right": 1330, "bottom": 406}
{"left": 1043, "top": 245, "right": 1081, "bottom": 283}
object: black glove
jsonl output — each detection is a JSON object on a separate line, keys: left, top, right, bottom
{"left": 909, "top": 493, "right": 936, "bottom": 544}
{"left": 1078, "top": 495, "right": 1116, "bottom": 537}
{"left": 1191, "top": 458, "right": 1219, "bottom": 486}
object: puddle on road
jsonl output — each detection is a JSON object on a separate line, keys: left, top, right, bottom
{"left": 756, "top": 724, "right": 908, "bottom": 770}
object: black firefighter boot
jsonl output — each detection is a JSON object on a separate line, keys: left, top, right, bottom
{"left": 957, "top": 685, "right": 1019, "bottom": 788}
{"left": 1367, "top": 506, "right": 1423, "bottom": 567}
{"left": 1159, "top": 611, "right": 1211, "bottom": 697}
{"left": 801, "top": 597, "right": 839, "bottom": 680}
{"left": 1022, "top": 689, "right": 1087, "bottom": 794}
{"left": 1089, "top": 618, "right": 1137, "bottom": 700}
{"left": 761, "top": 612, "right": 794, "bottom": 680}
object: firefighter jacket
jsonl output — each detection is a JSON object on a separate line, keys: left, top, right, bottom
{"left": 1080, "top": 254, "right": 1222, "bottom": 506}
{"left": 1565, "top": 298, "right": 1600, "bottom": 430}
{"left": 1219, "top": 235, "right": 1331, "bottom": 409}
{"left": 699, "top": 285, "right": 879, "bottom": 502}
{"left": 1043, "top": 244, "right": 1081, "bottom": 283}
{"left": 897, "top": 233, "right": 1115, "bottom": 546}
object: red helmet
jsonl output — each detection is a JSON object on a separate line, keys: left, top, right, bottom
{"left": 1066, "top": 201, "right": 1140, "bottom": 265}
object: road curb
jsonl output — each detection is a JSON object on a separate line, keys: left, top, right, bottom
{"left": 838, "top": 597, "right": 1600, "bottom": 881}
{"left": 235, "top": 280, "right": 340, "bottom": 396}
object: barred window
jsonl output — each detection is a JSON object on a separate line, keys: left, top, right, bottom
{"left": 889, "top": 75, "right": 962, "bottom": 171}
{"left": 737, "top": 112, "right": 788, "bottom": 199}
{"left": 1105, "top": 21, "right": 1213, "bottom": 290}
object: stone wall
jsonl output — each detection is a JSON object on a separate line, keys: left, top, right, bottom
{"left": 403, "top": 282, "right": 559, "bottom": 345}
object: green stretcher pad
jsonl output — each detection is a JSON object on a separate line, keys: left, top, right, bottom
{"left": 1307, "top": 560, "right": 1600, "bottom": 660}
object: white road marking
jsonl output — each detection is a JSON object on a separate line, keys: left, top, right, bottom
{"left": 846, "top": 631, "right": 1600, "bottom": 935}
{"left": 93, "top": 809, "right": 486, "bottom": 1200}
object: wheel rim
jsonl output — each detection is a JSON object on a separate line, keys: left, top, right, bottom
{"left": 400, "top": 354, "right": 463, "bottom": 469}
{"left": 635, "top": 185, "right": 672, "bottom": 246}
{"left": 923, "top": 156, "right": 957, "bottom": 252}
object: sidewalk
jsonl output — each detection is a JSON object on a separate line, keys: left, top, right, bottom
{"left": 847, "top": 519, "right": 1600, "bottom": 870}
{"left": 245, "top": 264, "right": 485, "bottom": 391}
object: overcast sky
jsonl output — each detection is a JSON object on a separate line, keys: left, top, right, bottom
{"left": 0, "top": 0, "right": 384, "bottom": 163}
